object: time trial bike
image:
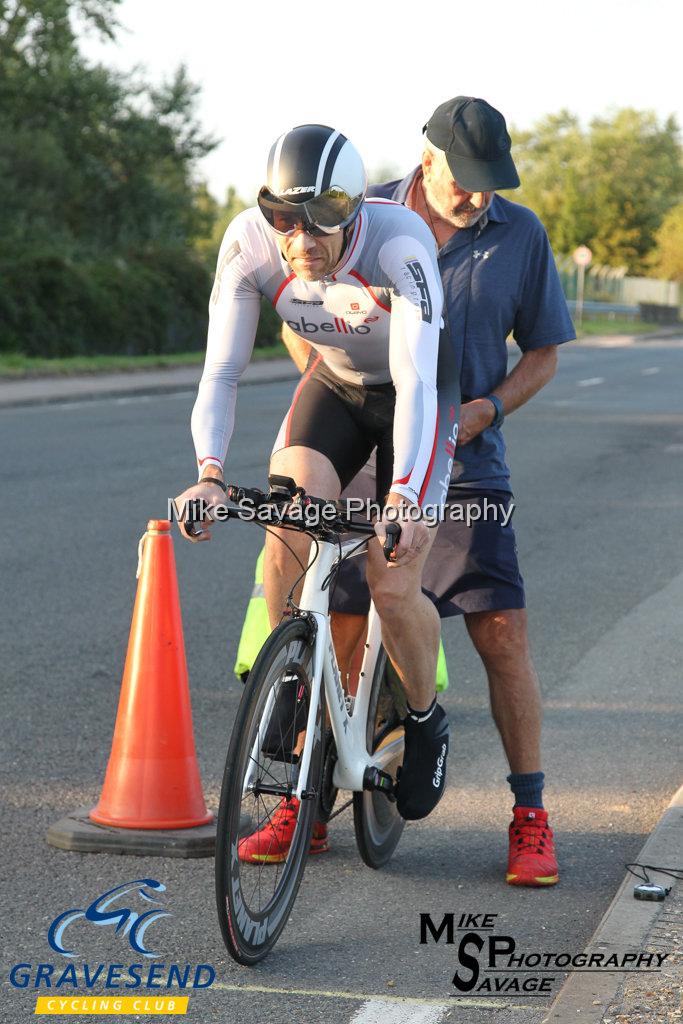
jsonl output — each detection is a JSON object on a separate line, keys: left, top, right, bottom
{"left": 205, "top": 475, "right": 407, "bottom": 964}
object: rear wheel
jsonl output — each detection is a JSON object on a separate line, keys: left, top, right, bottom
{"left": 353, "top": 646, "right": 406, "bottom": 868}
{"left": 215, "top": 617, "right": 323, "bottom": 964}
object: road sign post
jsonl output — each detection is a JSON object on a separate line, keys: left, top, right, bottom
{"left": 573, "top": 245, "right": 593, "bottom": 330}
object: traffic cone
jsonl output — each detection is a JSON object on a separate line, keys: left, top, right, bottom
{"left": 47, "top": 520, "right": 216, "bottom": 857}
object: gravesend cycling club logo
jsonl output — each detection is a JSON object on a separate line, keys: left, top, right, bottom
{"left": 420, "top": 910, "right": 670, "bottom": 998}
{"left": 48, "top": 879, "right": 170, "bottom": 958}
{"left": 8, "top": 878, "right": 216, "bottom": 1016}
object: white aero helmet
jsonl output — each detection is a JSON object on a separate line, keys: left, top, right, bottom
{"left": 258, "top": 124, "right": 367, "bottom": 236}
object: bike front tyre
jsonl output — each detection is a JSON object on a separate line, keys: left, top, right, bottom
{"left": 215, "top": 617, "right": 323, "bottom": 964}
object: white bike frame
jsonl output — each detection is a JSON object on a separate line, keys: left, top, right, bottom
{"left": 291, "top": 535, "right": 403, "bottom": 800}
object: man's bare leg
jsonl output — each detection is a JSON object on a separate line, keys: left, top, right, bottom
{"left": 464, "top": 609, "right": 542, "bottom": 773}
{"left": 365, "top": 528, "right": 449, "bottom": 821}
{"left": 330, "top": 612, "right": 367, "bottom": 684}
{"left": 365, "top": 530, "right": 439, "bottom": 711}
{"left": 465, "top": 608, "right": 558, "bottom": 884}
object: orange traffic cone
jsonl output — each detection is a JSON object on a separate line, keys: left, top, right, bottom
{"left": 91, "top": 519, "right": 212, "bottom": 829}
{"left": 47, "top": 520, "right": 215, "bottom": 857}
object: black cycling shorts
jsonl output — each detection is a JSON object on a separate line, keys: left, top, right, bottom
{"left": 272, "top": 354, "right": 396, "bottom": 502}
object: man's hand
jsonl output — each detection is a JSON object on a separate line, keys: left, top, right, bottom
{"left": 174, "top": 476, "right": 225, "bottom": 542}
{"left": 374, "top": 494, "right": 430, "bottom": 567}
{"left": 456, "top": 398, "right": 496, "bottom": 447}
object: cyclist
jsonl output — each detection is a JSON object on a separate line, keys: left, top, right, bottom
{"left": 175, "top": 125, "right": 460, "bottom": 854}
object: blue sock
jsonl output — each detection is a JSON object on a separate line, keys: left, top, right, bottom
{"left": 507, "top": 771, "right": 545, "bottom": 809}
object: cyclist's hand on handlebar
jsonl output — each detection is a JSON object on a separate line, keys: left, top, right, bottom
{"left": 375, "top": 497, "right": 430, "bottom": 567}
{"left": 173, "top": 477, "right": 225, "bottom": 543}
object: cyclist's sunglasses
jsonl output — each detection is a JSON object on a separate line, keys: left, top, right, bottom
{"left": 257, "top": 186, "right": 362, "bottom": 237}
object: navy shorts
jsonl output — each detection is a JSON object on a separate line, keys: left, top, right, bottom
{"left": 330, "top": 466, "right": 525, "bottom": 619}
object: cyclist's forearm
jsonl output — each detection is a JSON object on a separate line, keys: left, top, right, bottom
{"left": 192, "top": 293, "right": 261, "bottom": 475}
{"left": 390, "top": 374, "right": 439, "bottom": 507}
{"left": 191, "top": 377, "right": 237, "bottom": 477}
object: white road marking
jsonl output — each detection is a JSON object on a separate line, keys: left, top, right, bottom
{"left": 209, "top": 982, "right": 448, "bottom": 1006}
{"left": 576, "top": 377, "right": 605, "bottom": 387}
{"left": 641, "top": 366, "right": 660, "bottom": 375}
{"left": 349, "top": 999, "right": 449, "bottom": 1024}
{"left": 207, "top": 981, "right": 538, "bottom": 1012}
{"left": 664, "top": 443, "right": 683, "bottom": 454}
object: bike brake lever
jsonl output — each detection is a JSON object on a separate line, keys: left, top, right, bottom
{"left": 383, "top": 522, "right": 401, "bottom": 562}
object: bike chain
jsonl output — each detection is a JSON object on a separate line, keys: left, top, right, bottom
{"left": 326, "top": 797, "right": 354, "bottom": 822}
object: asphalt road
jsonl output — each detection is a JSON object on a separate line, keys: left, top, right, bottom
{"left": 1, "top": 339, "right": 682, "bottom": 1024}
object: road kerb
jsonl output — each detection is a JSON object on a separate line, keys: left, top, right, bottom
{"left": 542, "top": 783, "right": 683, "bottom": 1024}
{"left": 0, "top": 358, "right": 298, "bottom": 408}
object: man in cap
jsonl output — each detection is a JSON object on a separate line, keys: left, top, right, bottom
{"left": 282, "top": 97, "right": 576, "bottom": 886}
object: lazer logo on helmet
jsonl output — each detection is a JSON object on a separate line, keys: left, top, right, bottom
{"left": 286, "top": 316, "right": 371, "bottom": 336}
{"left": 281, "top": 186, "right": 316, "bottom": 195}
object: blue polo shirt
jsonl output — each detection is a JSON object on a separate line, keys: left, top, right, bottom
{"left": 368, "top": 170, "right": 576, "bottom": 492}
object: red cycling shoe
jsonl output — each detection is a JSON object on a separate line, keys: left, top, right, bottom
{"left": 506, "top": 807, "right": 559, "bottom": 887}
{"left": 238, "top": 798, "right": 329, "bottom": 864}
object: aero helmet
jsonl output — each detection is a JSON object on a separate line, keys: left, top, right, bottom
{"left": 258, "top": 124, "right": 367, "bottom": 236}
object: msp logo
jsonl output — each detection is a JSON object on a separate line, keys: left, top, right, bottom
{"left": 419, "top": 910, "right": 669, "bottom": 998}
{"left": 9, "top": 878, "right": 215, "bottom": 1016}
{"left": 48, "top": 879, "right": 170, "bottom": 959}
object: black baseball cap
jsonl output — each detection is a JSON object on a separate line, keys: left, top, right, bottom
{"left": 423, "top": 96, "right": 520, "bottom": 191}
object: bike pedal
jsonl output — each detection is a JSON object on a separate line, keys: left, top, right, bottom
{"left": 362, "top": 767, "right": 397, "bottom": 802}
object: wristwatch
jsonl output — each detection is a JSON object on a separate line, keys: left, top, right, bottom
{"left": 485, "top": 394, "right": 505, "bottom": 428}
{"left": 201, "top": 476, "right": 227, "bottom": 493}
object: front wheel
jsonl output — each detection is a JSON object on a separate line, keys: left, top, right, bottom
{"left": 215, "top": 617, "right": 323, "bottom": 964}
{"left": 353, "top": 646, "right": 406, "bottom": 868}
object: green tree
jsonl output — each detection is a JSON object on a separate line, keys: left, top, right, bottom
{"left": 588, "top": 110, "right": 682, "bottom": 270}
{"left": 647, "top": 202, "right": 683, "bottom": 281}
{"left": 0, "top": 0, "right": 219, "bottom": 356}
{"left": 511, "top": 109, "right": 683, "bottom": 273}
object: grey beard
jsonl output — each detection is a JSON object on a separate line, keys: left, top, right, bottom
{"left": 450, "top": 204, "right": 489, "bottom": 228}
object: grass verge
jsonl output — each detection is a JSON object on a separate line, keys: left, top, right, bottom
{"left": 0, "top": 343, "right": 287, "bottom": 379}
{"left": 576, "top": 316, "right": 663, "bottom": 337}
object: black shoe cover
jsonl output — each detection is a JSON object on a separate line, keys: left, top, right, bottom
{"left": 395, "top": 703, "right": 449, "bottom": 820}
{"left": 261, "top": 672, "right": 309, "bottom": 760}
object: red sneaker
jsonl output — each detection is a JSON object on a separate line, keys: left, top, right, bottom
{"left": 506, "top": 807, "right": 559, "bottom": 887}
{"left": 238, "top": 798, "right": 329, "bottom": 864}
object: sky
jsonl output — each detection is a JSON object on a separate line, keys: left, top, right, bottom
{"left": 80, "top": 0, "right": 683, "bottom": 204}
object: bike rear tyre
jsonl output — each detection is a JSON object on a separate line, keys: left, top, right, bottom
{"left": 215, "top": 617, "right": 323, "bottom": 964}
{"left": 353, "top": 646, "right": 406, "bottom": 868}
